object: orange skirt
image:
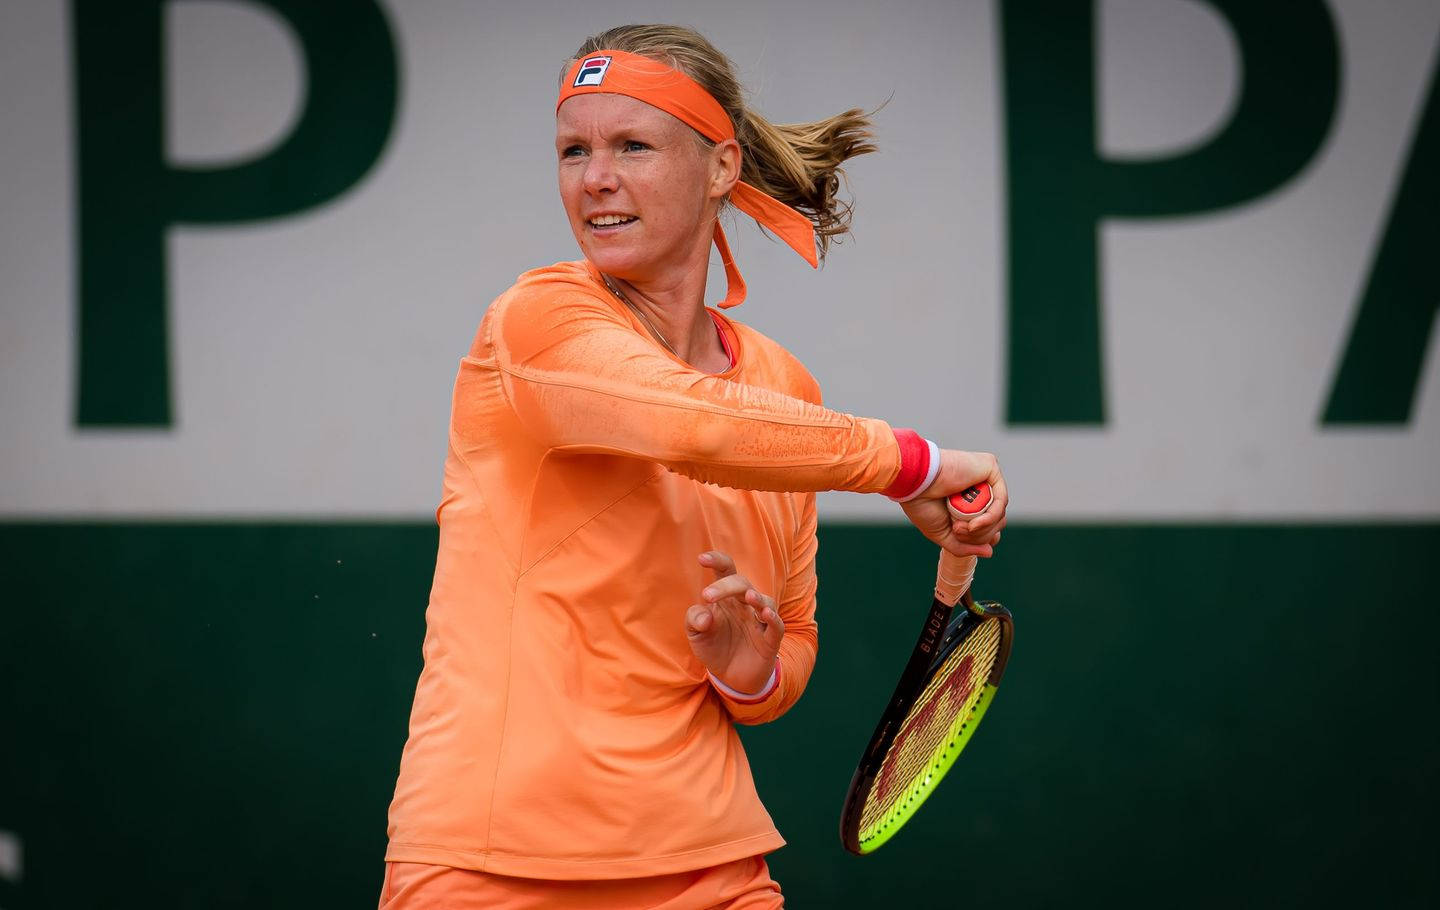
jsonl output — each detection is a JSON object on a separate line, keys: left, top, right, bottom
{"left": 377, "top": 857, "right": 783, "bottom": 910}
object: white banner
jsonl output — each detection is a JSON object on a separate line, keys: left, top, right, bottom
{"left": 1, "top": 0, "right": 1437, "bottom": 519}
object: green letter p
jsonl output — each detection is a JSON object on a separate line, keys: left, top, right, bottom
{"left": 74, "top": 0, "right": 398, "bottom": 426}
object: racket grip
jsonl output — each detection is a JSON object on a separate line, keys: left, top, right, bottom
{"left": 935, "top": 551, "right": 977, "bottom": 606}
{"left": 933, "top": 483, "right": 991, "bottom": 606}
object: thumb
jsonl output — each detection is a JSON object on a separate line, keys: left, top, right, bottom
{"left": 685, "top": 604, "right": 713, "bottom": 640}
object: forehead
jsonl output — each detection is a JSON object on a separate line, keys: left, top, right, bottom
{"left": 555, "top": 93, "right": 689, "bottom": 139}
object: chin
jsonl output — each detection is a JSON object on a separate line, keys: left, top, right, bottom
{"left": 581, "top": 243, "right": 652, "bottom": 282}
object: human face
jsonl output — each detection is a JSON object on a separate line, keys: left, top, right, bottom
{"left": 556, "top": 93, "right": 726, "bottom": 286}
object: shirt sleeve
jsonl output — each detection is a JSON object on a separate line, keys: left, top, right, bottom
{"left": 715, "top": 491, "right": 821, "bottom": 725}
{"left": 484, "top": 284, "right": 901, "bottom": 494}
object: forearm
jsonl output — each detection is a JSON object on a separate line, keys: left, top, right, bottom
{"left": 500, "top": 357, "right": 901, "bottom": 493}
{"left": 489, "top": 289, "right": 909, "bottom": 494}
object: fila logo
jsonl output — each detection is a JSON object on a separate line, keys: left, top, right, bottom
{"left": 573, "top": 56, "right": 611, "bottom": 87}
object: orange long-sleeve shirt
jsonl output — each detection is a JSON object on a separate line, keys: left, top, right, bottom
{"left": 384, "top": 260, "right": 903, "bottom": 879}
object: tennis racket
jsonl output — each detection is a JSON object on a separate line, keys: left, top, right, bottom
{"left": 839, "top": 481, "right": 1014, "bottom": 854}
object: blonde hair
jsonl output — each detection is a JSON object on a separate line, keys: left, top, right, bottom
{"left": 566, "top": 24, "right": 877, "bottom": 260}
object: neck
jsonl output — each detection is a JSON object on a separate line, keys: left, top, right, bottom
{"left": 605, "top": 270, "right": 731, "bottom": 373}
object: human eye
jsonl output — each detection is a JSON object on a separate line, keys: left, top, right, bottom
{"left": 623, "top": 139, "right": 651, "bottom": 153}
{"left": 559, "top": 144, "right": 585, "bottom": 159}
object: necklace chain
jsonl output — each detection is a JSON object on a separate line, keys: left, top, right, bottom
{"left": 600, "top": 274, "right": 682, "bottom": 359}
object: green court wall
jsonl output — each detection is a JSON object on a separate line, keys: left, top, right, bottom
{"left": 1, "top": 522, "right": 1435, "bottom": 907}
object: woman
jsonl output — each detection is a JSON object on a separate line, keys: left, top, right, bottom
{"left": 380, "top": 24, "right": 1007, "bottom": 909}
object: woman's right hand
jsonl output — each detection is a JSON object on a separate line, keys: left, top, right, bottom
{"left": 899, "top": 449, "right": 1008, "bottom": 558}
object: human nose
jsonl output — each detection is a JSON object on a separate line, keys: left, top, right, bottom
{"left": 582, "top": 149, "right": 619, "bottom": 195}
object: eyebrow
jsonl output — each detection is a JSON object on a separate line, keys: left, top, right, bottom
{"left": 555, "top": 116, "right": 664, "bottom": 144}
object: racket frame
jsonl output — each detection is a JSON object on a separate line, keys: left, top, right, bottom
{"left": 839, "top": 589, "right": 1014, "bottom": 855}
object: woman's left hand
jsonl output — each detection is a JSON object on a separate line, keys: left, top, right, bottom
{"left": 685, "top": 551, "right": 784, "bottom": 696}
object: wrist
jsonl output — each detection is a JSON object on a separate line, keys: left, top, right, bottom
{"left": 916, "top": 448, "right": 957, "bottom": 499}
{"left": 707, "top": 657, "right": 780, "bottom": 704}
{"left": 883, "top": 429, "right": 940, "bottom": 502}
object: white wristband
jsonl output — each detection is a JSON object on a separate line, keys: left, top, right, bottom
{"left": 707, "top": 661, "right": 779, "bottom": 704}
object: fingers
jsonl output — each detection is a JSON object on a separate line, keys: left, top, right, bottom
{"left": 684, "top": 603, "right": 713, "bottom": 638}
{"left": 700, "top": 571, "right": 759, "bottom": 604}
{"left": 943, "top": 540, "right": 994, "bottom": 558}
{"left": 708, "top": 579, "right": 781, "bottom": 623}
{"left": 757, "top": 603, "right": 785, "bottom": 648}
{"left": 965, "top": 495, "right": 1006, "bottom": 538}
{"left": 686, "top": 596, "right": 783, "bottom": 641}
{"left": 939, "top": 515, "right": 1004, "bottom": 558}
{"left": 950, "top": 452, "right": 1007, "bottom": 545}
{"left": 743, "top": 587, "right": 776, "bottom": 609}
{"left": 953, "top": 512, "right": 1006, "bottom": 541}
{"left": 988, "top": 469, "right": 1009, "bottom": 524}
{"left": 698, "top": 558, "right": 777, "bottom": 608}
{"left": 695, "top": 552, "right": 780, "bottom": 637}
{"left": 745, "top": 590, "right": 782, "bottom": 638}
{"left": 698, "top": 550, "right": 737, "bottom": 579}
{"left": 916, "top": 449, "right": 1010, "bottom": 557}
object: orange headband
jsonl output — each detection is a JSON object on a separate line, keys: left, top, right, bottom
{"left": 558, "top": 49, "right": 819, "bottom": 308}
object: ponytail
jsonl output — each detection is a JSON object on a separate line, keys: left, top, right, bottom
{"left": 738, "top": 107, "right": 876, "bottom": 258}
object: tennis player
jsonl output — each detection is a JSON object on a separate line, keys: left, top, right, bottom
{"left": 378, "top": 24, "right": 1007, "bottom": 909}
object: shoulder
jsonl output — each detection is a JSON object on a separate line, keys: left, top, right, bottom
{"left": 493, "top": 260, "right": 611, "bottom": 319}
{"left": 729, "top": 320, "right": 824, "bottom": 406}
{"left": 474, "top": 261, "right": 624, "bottom": 358}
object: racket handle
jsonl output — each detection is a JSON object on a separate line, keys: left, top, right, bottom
{"left": 934, "top": 483, "right": 991, "bottom": 606}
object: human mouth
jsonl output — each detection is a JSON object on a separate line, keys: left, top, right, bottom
{"left": 588, "top": 213, "right": 638, "bottom": 228}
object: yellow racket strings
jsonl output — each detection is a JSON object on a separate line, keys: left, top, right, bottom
{"left": 860, "top": 616, "right": 1002, "bottom": 834}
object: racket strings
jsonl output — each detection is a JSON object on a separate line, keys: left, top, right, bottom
{"left": 860, "top": 616, "right": 1002, "bottom": 835}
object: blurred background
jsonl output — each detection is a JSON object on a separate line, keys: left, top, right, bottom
{"left": 1, "top": 0, "right": 1436, "bottom": 906}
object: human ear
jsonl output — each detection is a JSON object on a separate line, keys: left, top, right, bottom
{"left": 708, "top": 138, "right": 742, "bottom": 199}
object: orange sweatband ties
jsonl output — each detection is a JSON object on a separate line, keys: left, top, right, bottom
{"left": 558, "top": 49, "right": 820, "bottom": 308}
